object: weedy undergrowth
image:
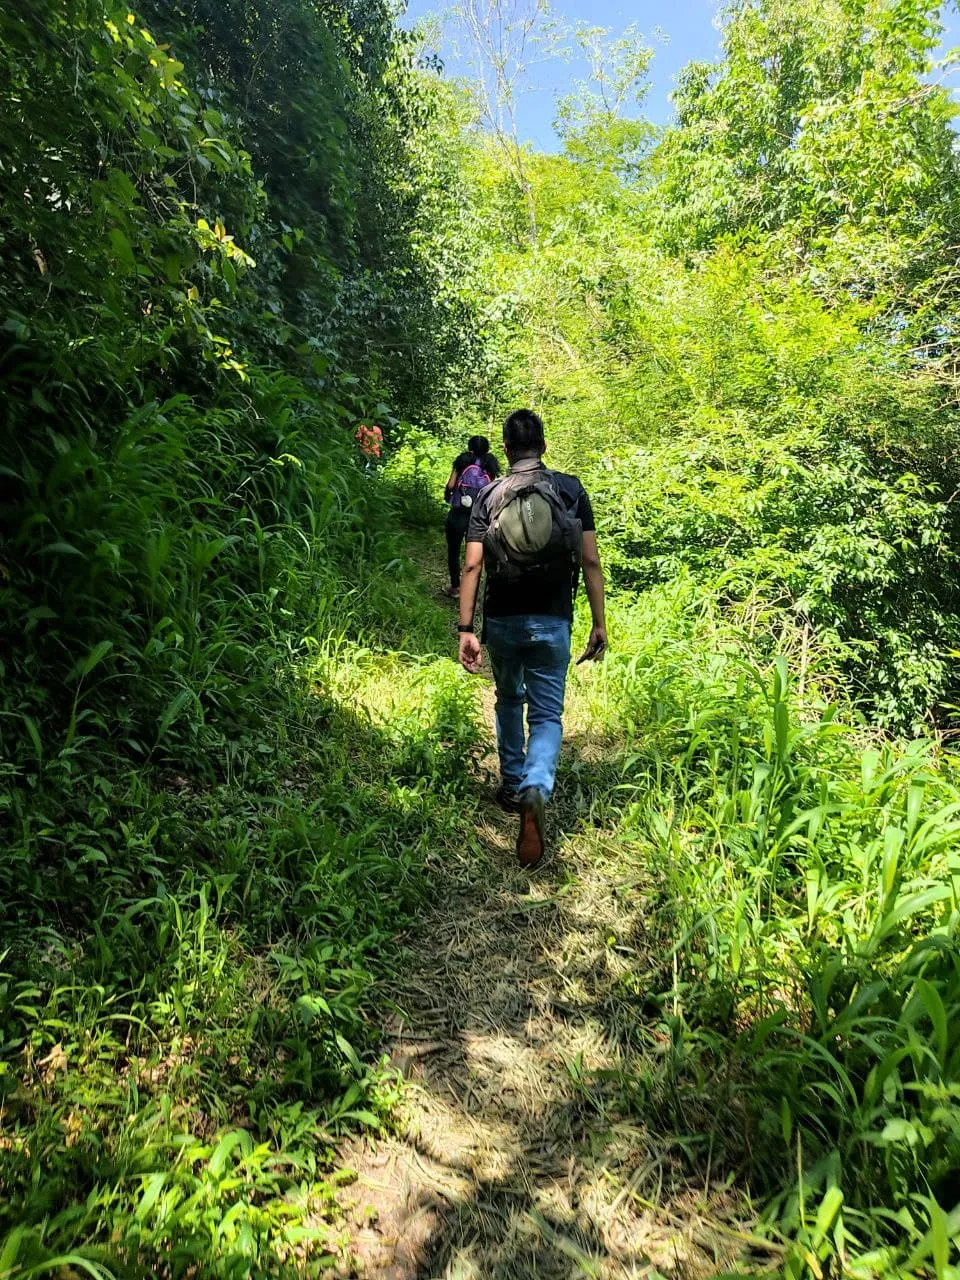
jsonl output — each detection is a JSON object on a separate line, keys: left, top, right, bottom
{"left": 1, "top": 0, "right": 490, "bottom": 1269}
{"left": 570, "top": 589, "right": 960, "bottom": 1278}
{"left": 0, "top": 496, "right": 485, "bottom": 1277}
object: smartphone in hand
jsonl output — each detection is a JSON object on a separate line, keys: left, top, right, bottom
{"left": 576, "top": 632, "right": 607, "bottom": 664}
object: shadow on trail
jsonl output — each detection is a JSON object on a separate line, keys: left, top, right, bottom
{"left": 339, "top": 732, "right": 755, "bottom": 1280}
{"left": 319, "top": 501, "right": 763, "bottom": 1277}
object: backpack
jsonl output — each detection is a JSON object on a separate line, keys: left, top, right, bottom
{"left": 482, "top": 468, "right": 583, "bottom": 586}
{"left": 454, "top": 459, "right": 493, "bottom": 510}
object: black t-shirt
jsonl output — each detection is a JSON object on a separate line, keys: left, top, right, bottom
{"left": 466, "top": 463, "right": 595, "bottom": 622}
{"left": 452, "top": 451, "right": 500, "bottom": 480}
{"left": 448, "top": 451, "right": 501, "bottom": 524}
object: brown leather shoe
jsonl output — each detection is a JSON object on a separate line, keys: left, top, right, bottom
{"left": 516, "top": 788, "right": 545, "bottom": 867}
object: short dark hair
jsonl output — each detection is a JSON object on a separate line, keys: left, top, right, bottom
{"left": 503, "top": 409, "right": 545, "bottom": 456}
{"left": 468, "top": 434, "right": 490, "bottom": 456}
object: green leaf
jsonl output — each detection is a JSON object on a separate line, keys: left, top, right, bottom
{"left": 155, "top": 689, "right": 193, "bottom": 743}
{"left": 134, "top": 1171, "right": 168, "bottom": 1223}
{"left": 812, "top": 1185, "right": 843, "bottom": 1247}
{"left": 914, "top": 977, "right": 948, "bottom": 1070}
{"left": 23, "top": 1255, "right": 114, "bottom": 1279}
{"left": 208, "top": 1129, "right": 252, "bottom": 1177}
{"left": 22, "top": 715, "right": 42, "bottom": 761}
{"left": 930, "top": 1198, "right": 949, "bottom": 1280}
{"left": 107, "top": 168, "right": 138, "bottom": 202}
{"left": 41, "top": 541, "right": 83, "bottom": 556}
{"left": 779, "top": 1095, "right": 792, "bottom": 1146}
{"left": 73, "top": 640, "right": 113, "bottom": 680}
{"left": 335, "top": 1033, "right": 363, "bottom": 1074}
{"left": 880, "top": 1117, "right": 926, "bottom": 1147}
{"left": 108, "top": 227, "right": 136, "bottom": 268}
{"left": 339, "top": 1108, "right": 382, "bottom": 1128}
{"left": 876, "top": 885, "right": 954, "bottom": 938}
{"left": 296, "top": 994, "right": 332, "bottom": 1025}
{"left": 0, "top": 1227, "right": 26, "bottom": 1273}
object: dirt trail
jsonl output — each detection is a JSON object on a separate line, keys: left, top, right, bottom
{"left": 332, "top": 544, "right": 749, "bottom": 1279}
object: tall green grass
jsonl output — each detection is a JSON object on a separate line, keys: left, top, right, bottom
{"left": 0, "top": 439, "right": 485, "bottom": 1275}
{"left": 578, "top": 588, "right": 960, "bottom": 1278}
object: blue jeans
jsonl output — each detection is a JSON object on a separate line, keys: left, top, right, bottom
{"left": 485, "top": 615, "right": 571, "bottom": 800}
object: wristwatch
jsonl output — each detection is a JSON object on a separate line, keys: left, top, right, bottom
{"left": 457, "top": 624, "right": 474, "bottom": 633}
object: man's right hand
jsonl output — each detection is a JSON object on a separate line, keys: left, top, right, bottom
{"left": 459, "top": 632, "right": 483, "bottom": 674}
{"left": 576, "top": 623, "right": 607, "bottom": 664}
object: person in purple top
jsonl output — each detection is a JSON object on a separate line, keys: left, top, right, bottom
{"left": 442, "top": 434, "right": 500, "bottom": 597}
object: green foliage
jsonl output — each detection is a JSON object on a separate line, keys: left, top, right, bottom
{"left": 5, "top": 0, "right": 960, "bottom": 1274}
{"left": 135, "top": 0, "right": 488, "bottom": 414}
{"left": 0, "top": 0, "right": 487, "bottom": 1273}
{"left": 575, "top": 589, "right": 960, "bottom": 1277}
{"left": 554, "top": 22, "right": 656, "bottom": 180}
{"left": 0, "top": 679, "right": 480, "bottom": 1275}
{"left": 379, "top": 422, "right": 454, "bottom": 526}
{"left": 578, "top": 250, "right": 960, "bottom": 725}
{"left": 652, "top": 0, "right": 960, "bottom": 260}
{"left": 474, "top": 175, "right": 960, "bottom": 724}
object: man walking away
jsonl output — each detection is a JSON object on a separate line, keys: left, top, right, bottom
{"left": 456, "top": 409, "right": 607, "bottom": 867}
{"left": 442, "top": 435, "right": 500, "bottom": 597}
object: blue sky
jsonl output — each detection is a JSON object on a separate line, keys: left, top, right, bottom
{"left": 400, "top": 0, "right": 960, "bottom": 151}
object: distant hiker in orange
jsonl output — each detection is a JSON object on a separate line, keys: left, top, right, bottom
{"left": 355, "top": 422, "right": 383, "bottom": 465}
{"left": 442, "top": 434, "right": 500, "bottom": 597}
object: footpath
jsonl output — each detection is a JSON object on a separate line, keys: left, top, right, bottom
{"left": 328, "top": 542, "right": 754, "bottom": 1279}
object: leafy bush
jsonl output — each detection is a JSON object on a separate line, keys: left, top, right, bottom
{"left": 0, "top": 1, "right": 486, "bottom": 1274}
